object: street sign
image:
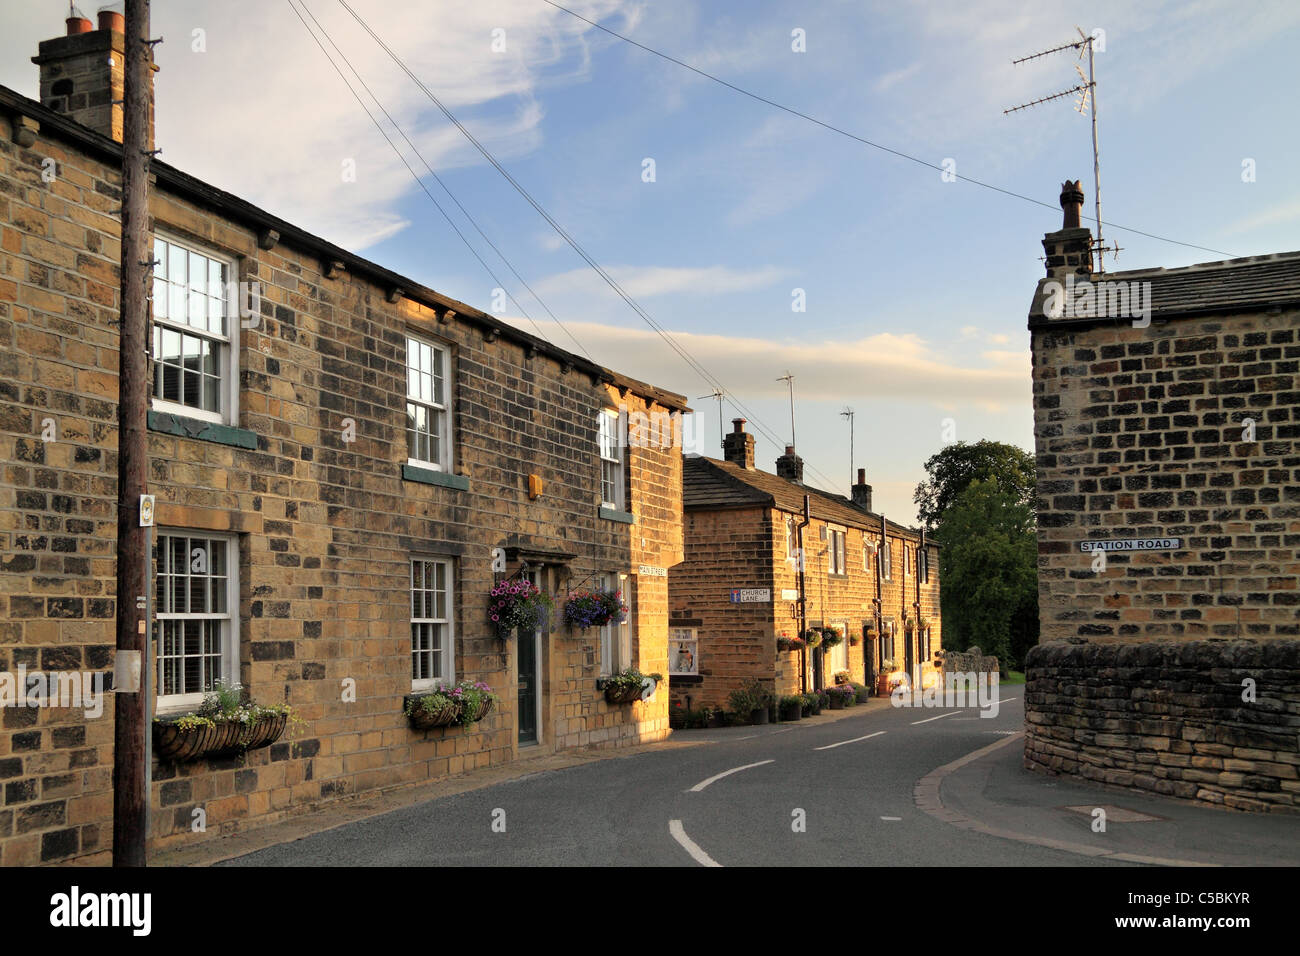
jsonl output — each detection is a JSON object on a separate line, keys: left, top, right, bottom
{"left": 1078, "top": 538, "right": 1182, "bottom": 552}
{"left": 780, "top": 588, "right": 799, "bottom": 601}
{"left": 730, "top": 588, "right": 771, "bottom": 603}
{"left": 638, "top": 564, "right": 667, "bottom": 577}
{"left": 139, "top": 494, "right": 154, "bottom": 527}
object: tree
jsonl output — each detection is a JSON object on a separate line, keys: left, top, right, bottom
{"left": 914, "top": 440, "right": 1036, "bottom": 531}
{"left": 934, "top": 479, "right": 1037, "bottom": 669}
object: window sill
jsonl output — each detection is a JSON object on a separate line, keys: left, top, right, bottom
{"left": 669, "top": 674, "right": 703, "bottom": 685}
{"left": 598, "top": 506, "right": 635, "bottom": 524}
{"left": 148, "top": 411, "right": 258, "bottom": 449}
{"left": 402, "top": 464, "right": 470, "bottom": 490}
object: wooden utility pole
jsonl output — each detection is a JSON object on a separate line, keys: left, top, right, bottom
{"left": 113, "top": 0, "right": 154, "bottom": 868}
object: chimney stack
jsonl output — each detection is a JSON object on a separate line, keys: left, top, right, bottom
{"left": 33, "top": 5, "right": 155, "bottom": 148}
{"left": 776, "top": 445, "right": 804, "bottom": 483}
{"left": 851, "top": 467, "right": 873, "bottom": 512}
{"left": 1042, "top": 180, "right": 1093, "bottom": 279}
{"left": 723, "top": 418, "right": 755, "bottom": 469}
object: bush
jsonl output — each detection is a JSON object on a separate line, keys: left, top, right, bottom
{"left": 728, "top": 679, "right": 774, "bottom": 715}
{"left": 851, "top": 682, "right": 869, "bottom": 703}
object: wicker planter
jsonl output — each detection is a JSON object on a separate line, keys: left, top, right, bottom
{"left": 407, "top": 697, "right": 463, "bottom": 730}
{"left": 604, "top": 682, "right": 644, "bottom": 705}
{"left": 153, "top": 713, "right": 287, "bottom": 763}
{"left": 464, "top": 695, "right": 495, "bottom": 723}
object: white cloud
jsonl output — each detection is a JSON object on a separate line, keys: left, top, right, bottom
{"left": 531, "top": 263, "right": 792, "bottom": 301}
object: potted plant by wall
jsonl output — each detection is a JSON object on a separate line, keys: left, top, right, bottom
{"left": 827, "top": 682, "right": 855, "bottom": 710}
{"left": 729, "top": 680, "right": 774, "bottom": 725}
{"left": 851, "top": 682, "right": 870, "bottom": 704}
{"left": 153, "top": 680, "right": 300, "bottom": 763}
{"left": 603, "top": 667, "right": 661, "bottom": 705}
{"left": 779, "top": 694, "right": 804, "bottom": 721}
{"left": 876, "top": 659, "right": 906, "bottom": 696}
{"left": 562, "top": 587, "right": 627, "bottom": 630}
{"left": 833, "top": 670, "right": 852, "bottom": 685}
{"left": 404, "top": 680, "right": 499, "bottom": 730}
{"left": 488, "top": 577, "right": 554, "bottom": 637}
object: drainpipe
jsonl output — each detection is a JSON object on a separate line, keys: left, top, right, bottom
{"left": 797, "top": 495, "right": 810, "bottom": 695}
{"left": 915, "top": 529, "right": 924, "bottom": 688}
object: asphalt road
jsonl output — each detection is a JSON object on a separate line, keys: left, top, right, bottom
{"left": 221, "top": 692, "right": 1150, "bottom": 866}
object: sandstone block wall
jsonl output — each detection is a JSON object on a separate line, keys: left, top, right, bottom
{"left": 1024, "top": 639, "right": 1300, "bottom": 813}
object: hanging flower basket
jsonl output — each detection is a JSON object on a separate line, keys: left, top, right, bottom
{"left": 405, "top": 681, "right": 499, "bottom": 730}
{"left": 849, "top": 634, "right": 861, "bottom": 646}
{"left": 820, "top": 627, "right": 844, "bottom": 648}
{"left": 776, "top": 634, "right": 806, "bottom": 652}
{"left": 488, "top": 578, "right": 553, "bottom": 637}
{"left": 152, "top": 680, "right": 297, "bottom": 762}
{"left": 602, "top": 668, "right": 661, "bottom": 705}
{"left": 803, "top": 628, "right": 823, "bottom": 648}
{"left": 563, "top": 588, "right": 627, "bottom": 630}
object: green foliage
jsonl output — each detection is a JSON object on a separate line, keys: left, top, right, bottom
{"left": 913, "top": 440, "right": 1037, "bottom": 530}
{"left": 935, "top": 479, "right": 1038, "bottom": 668}
{"left": 728, "top": 679, "right": 774, "bottom": 714}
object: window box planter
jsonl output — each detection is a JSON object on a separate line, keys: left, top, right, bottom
{"left": 601, "top": 668, "right": 662, "bottom": 706}
{"left": 405, "top": 681, "right": 499, "bottom": 730}
{"left": 153, "top": 712, "right": 288, "bottom": 762}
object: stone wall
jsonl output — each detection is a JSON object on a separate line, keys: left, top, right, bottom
{"left": 1024, "top": 639, "right": 1300, "bottom": 812}
{"left": 1031, "top": 311, "right": 1300, "bottom": 643}
{"left": 939, "top": 647, "right": 1000, "bottom": 681}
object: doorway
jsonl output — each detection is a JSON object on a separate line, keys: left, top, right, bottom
{"left": 517, "top": 568, "right": 542, "bottom": 747}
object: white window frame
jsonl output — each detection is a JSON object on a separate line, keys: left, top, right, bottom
{"left": 411, "top": 557, "right": 455, "bottom": 692}
{"left": 919, "top": 547, "right": 929, "bottom": 583}
{"left": 154, "top": 530, "right": 238, "bottom": 714}
{"left": 598, "top": 408, "right": 625, "bottom": 511}
{"left": 406, "top": 335, "right": 453, "bottom": 472}
{"left": 669, "top": 627, "right": 698, "bottom": 676}
{"left": 786, "top": 516, "right": 798, "bottom": 561}
{"left": 827, "top": 525, "right": 846, "bottom": 575}
{"left": 881, "top": 538, "right": 892, "bottom": 580}
{"left": 830, "top": 620, "right": 848, "bottom": 673}
{"left": 150, "top": 232, "right": 239, "bottom": 426}
{"left": 863, "top": 538, "right": 873, "bottom": 573}
{"left": 598, "top": 572, "right": 630, "bottom": 676}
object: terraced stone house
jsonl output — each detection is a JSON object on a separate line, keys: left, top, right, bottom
{"left": 0, "top": 14, "right": 686, "bottom": 864}
{"left": 667, "top": 419, "right": 941, "bottom": 714}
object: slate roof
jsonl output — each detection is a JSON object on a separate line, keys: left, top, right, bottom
{"left": 683, "top": 456, "right": 930, "bottom": 544}
{"left": 0, "top": 84, "right": 688, "bottom": 414}
{"left": 1027, "top": 249, "right": 1300, "bottom": 329}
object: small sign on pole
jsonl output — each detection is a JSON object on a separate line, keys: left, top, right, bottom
{"left": 139, "top": 494, "right": 155, "bottom": 527}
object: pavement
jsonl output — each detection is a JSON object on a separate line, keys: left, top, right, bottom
{"left": 152, "top": 690, "right": 1300, "bottom": 867}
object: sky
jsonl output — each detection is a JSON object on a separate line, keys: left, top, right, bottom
{"left": 4, "top": 0, "right": 1299, "bottom": 523}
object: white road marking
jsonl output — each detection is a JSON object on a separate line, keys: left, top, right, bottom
{"left": 814, "top": 731, "right": 886, "bottom": 751}
{"left": 910, "top": 711, "right": 958, "bottom": 725}
{"left": 687, "top": 759, "right": 775, "bottom": 792}
{"left": 996, "top": 697, "right": 1019, "bottom": 704}
{"left": 880, "top": 816, "right": 902, "bottom": 821}
{"left": 669, "top": 819, "right": 722, "bottom": 867}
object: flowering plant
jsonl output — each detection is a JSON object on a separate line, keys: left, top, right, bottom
{"left": 827, "top": 682, "right": 855, "bottom": 702}
{"left": 820, "top": 626, "right": 844, "bottom": 648}
{"left": 803, "top": 628, "right": 823, "bottom": 648}
{"left": 776, "top": 632, "right": 806, "bottom": 652}
{"left": 172, "top": 679, "right": 300, "bottom": 732}
{"left": 563, "top": 588, "right": 627, "bottom": 630}
{"left": 405, "top": 679, "right": 499, "bottom": 728}
{"left": 488, "top": 577, "right": 554, "bottom": 636}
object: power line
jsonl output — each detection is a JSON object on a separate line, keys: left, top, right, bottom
{"left": 284, "top": 0, "right": 581, "bottom": 354}
{"left": 291, "top": 0, "right": 593, "bottom": 360}
{"left": 333, "top": 0, "right": 845, "bottom": 493}
{"left": 539, "top": 0, "right": 1237, "bottom": 261}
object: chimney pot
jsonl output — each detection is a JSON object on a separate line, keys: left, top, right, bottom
{"left": 857, "top": 468, "right": 866, "bottom": 484}
{"left": 776, "top": 446, "right": 804, "bottom": 483}
{"left": 851, "top": 470, "right": 873, "bottom": 512}
{"left": 97, "top": 10, "right": 125, "bottom": 33}
{"left": 1059, "top": 180, "right": 1085, "bottom": 230}
{"left": 66, "top": 16, "right": 94, "bottom": 35}
{"left": 723, "top": 418, "right": 755, "bottom": 469}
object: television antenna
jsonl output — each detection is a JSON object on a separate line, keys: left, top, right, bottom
{"left": 697, "top": 388, "right": 725, "bottom": 452}
{"left": 777, "top": 372, "right": 796, "bottom": 449}
{"left": 1004, "top": 26, "right": 1120, "bottom": 272}
{"left": 840, "top": 407, "right": 855, "bottom": 493}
